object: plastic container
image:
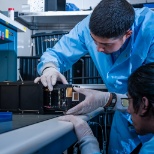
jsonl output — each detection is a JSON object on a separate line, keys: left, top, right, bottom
{"left": 0, "top": 112, "right": 12, "bottom": 122}
{"left": 8, "top": 8, "right": 14, "bottom": 20}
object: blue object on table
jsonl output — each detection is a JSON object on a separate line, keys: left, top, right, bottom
{"left": 0, "top": 112, "right": 12, "bottom": 122}
{"left": 66, "top": 3, "right": 80, "bottom": 11}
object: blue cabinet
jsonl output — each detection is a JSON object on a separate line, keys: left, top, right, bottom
{"left": 0, "top": 24, "right": 17, "bottom": 81}
{"left": 0, "top": 13, "right": 25, "bottom": 81}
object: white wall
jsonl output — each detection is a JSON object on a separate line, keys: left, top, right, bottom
{"left": 0, "top": 0, "right": 27, "bottom": 12}
{"left": 127, "top": 0, "right": 146, "bottom": 4}
{"left": 66, "top": 0, "right": 101, "bottom": 10}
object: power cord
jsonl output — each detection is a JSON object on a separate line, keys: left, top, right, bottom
{"left": 101, "top": 110, "right": 114, "bottom": 154}
{"left": 73, "top": 112, "right": 110, "bottom": 154}
{"left": 73, "top": 141, "right": 79, "bottom": 154}
{"left": 88, "top": 121, "right": 106, "bottom": 154}
{"left": 104, "top": 111, "right": 108, "bottom": 154}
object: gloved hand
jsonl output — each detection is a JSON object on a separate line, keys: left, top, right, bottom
{"left": 58, "top": 115, "right": 94, "bottom": 141}
{"left": 66, "top": 87, "right": 110, "bottom": 115}
{"left": 34, "top": 67, "right": 68, "bottom": 91}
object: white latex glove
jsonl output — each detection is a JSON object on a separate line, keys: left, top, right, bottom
{"left": 66, "top": 87, "right": 110, "bottom": 115}
{"left": 58, "top": 115, "right": 94, "bottom": 141}
{"left": 34, "top": 67, "right": 68, "bottom": 91}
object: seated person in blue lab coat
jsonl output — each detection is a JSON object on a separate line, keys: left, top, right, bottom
{"left": 34, "top": 0, "right": 154, "bottom": 153}
{"left": 59, "top": 62, "right": 154, "bottom": 154}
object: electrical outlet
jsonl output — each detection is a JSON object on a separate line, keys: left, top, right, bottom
{"left": 27, "top": 0, "right": 44, "bottom": 12}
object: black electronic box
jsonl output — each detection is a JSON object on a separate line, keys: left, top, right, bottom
{"left": 0, "top": 81, "right": 81, "bottom": 114}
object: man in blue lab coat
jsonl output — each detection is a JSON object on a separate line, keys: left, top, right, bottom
{"left": 34, "top": 0, "right": 154, "bottom": 153}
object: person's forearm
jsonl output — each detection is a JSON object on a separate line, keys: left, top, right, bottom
{"left": 41, "top": 62, "right": 59, "bottom": 75}
{"left": 38, "top": 50, "right": 60, "bottom": 75}
{"left": 79, "top": 136, "right": 101, "bottom": 154}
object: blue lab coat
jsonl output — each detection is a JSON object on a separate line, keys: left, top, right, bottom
{"left": 139, "top": 135, "right": 154, "bottom": 154}
{"left": 38, "top": 7, "right": 154, "bottom": 153}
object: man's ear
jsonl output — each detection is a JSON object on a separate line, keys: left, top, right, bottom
{"left": 139, "top": 97, "right": 149, "bottom": 116}
{"left": 125, "top": 30, "right": 132, "bottom": 39}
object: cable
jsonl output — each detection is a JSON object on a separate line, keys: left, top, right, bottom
{"left": 102, "top": 110, "right": 114, "bottom": 154}
{"left": 73, "top": 141, "right": 79, "bottom": 154}
{"left": 73, "top": 120, "right": 108, "bottom": 154}
{"left": 103, "top": 111, "right": 108, "bottom": 154}
{"left": 88, "top": 121, "right": 105, "bottom": 154}
{"left": 18, "top": 69, "right": 23, "bottom": 82}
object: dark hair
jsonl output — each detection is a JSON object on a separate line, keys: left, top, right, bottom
{"left": 89, "top": 0, "right": 135, "bottom": 38}
{"left": 128, "top": 63, "right": 154, "bottom": 113}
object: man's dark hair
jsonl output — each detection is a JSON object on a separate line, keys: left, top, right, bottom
{"left": 89, "top": 0, "right": 135, "bottom": 38}
{"left": 128, "top": 63, "right": 154, "bottom": 113}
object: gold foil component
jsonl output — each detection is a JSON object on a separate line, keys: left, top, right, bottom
{"left": 66, "top": 87, "right": 72, "bottom": 97}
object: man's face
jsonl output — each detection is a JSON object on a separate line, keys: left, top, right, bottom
{"left": 90, "top": 31, "right": 131, "bottom": 54}
{"left": 127, "top": 95, "right": 147, "bottom": 135}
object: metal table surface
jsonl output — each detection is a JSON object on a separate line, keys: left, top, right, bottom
{"left": 0, "top": 113, "right": 62, "bottom": 134}
{"left": 0, "top": 108, "right": 104, "bottom": 154}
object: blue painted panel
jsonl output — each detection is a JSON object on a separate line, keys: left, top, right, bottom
{"left": 0, "top": 23, "right": 17, "bottom": 81}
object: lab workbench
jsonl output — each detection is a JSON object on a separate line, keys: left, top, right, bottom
{"left": 0, "top": 107, "right": 104, "bottom": 154}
